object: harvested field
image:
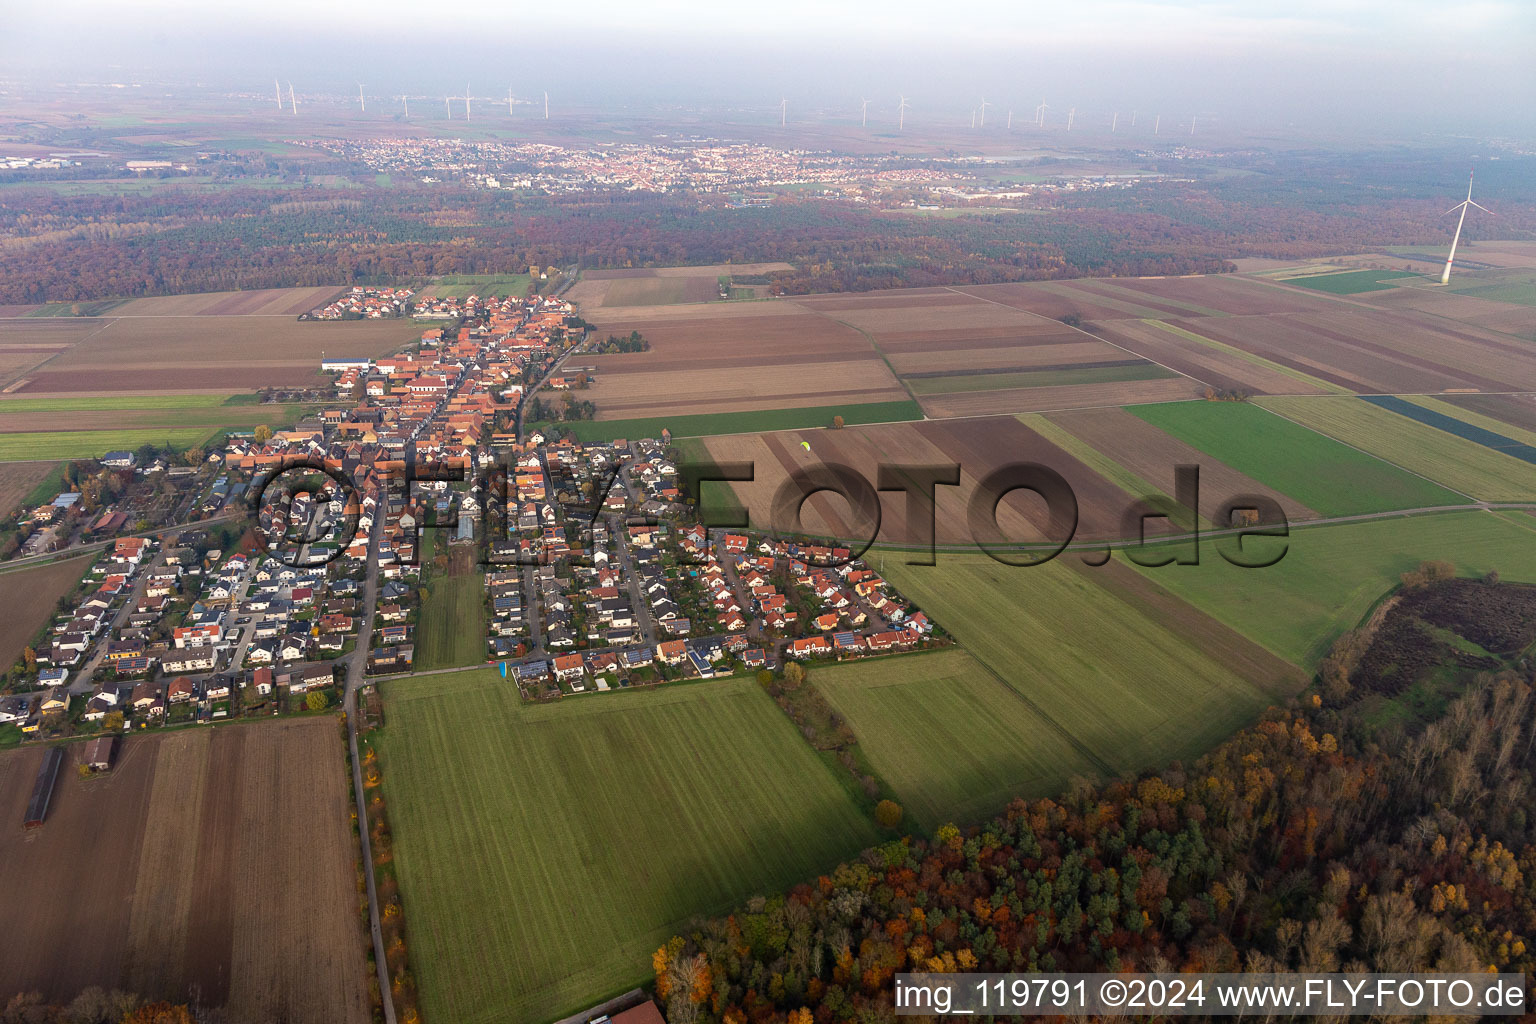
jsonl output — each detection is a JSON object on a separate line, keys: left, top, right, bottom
{"left": 0, "top": 555, "right": 91, "bottom": 670}
{"left": 1083, "top": 318, "right": 1337, "bottom": 395}
{"left": 1364, "top": 286, "right": 1536, "bottom": 338}
{"left": 915, "top": 375, "right": 1200, "bottom": 417}
{"left": 1259, "top": 396, "right": 1536, "bottom": 501}
{"left": 1130, "top": 400, "right": 1464, "bottom": 517}
{"left": 0, "top": 720, "right": 367, "bottom": 1024}
{"left": 693, "top": 415, "right": 1142, "bottom": 546}
{"left": 880, "top": 554, "right": 1302, "bottom": 774}
{"left": 905, "top": 363, "right": 1178, "bottom": 395}
{"left": 813, "top": 649, "right": 1093, "bottom": 829}
{"left": 0, "top": 317, "right": 115, "bottom": 388}
{"left": 549, "top": 399, "right": 922, "bottom": 443}
{"left": 109, "top": 286, "right": 344, "bottom": 317}
{"left": 0, "top": 460, "right": 61, "bottom": 518}
{"left": 376, "top": 670, "right": 879, "bottom": 1024}
{"left": 1043, "top": 406, "right": 1318, "bottom": 523}
{"left": 1167, "top": 309, "right": 1536, "bottom": 393}
{"left": 886, "top": 340, "right": 1121, "bottom": 375}
{"left": 579, "top": 306, "right": 906, "bottom": 419}
{"left": 6, "top": 315, "right": 414, "bottom": 393}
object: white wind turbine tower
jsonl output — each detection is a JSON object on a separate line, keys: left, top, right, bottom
{"left": 779, "top": 97, "right": 786, "bottom": 127}
{"left": 970, "top": 108, "right": 976, "bottom": 129}
{"left": 897, "top": 95, "right": 910, "bottom": 131}
{"left": 288, "top": 82, "right": 297, "bottom": 115}
{"left": 465, "top": 84, "right": 472, "bottom": 122}
{"left": 399, "top": 94, "right": 409, "bottom": 118}
{"left": 1131, "top": 110, "right": 1138, "bottom": 127}
{"left": 1190, "top": 114, "right": 1196, "bottom": 136}
{"left": 274, "top": 78, "right": 283, "bottom": 110}
{"left": 1066, "top": 107, "right": 1076, "bottom": 131}
{"left": 1440, "top": 171, "right": 1492, "bottom": 285}
{"left": 445, "top": 95, "right": 453, "bottom": 119}
{"left": 507, "top": 87, "right": 515, "bottom": 116}
{"left": 1154, "top": 113, "right": 1161, "bottom": 134}
{"left": 1007, "top": 110, "right": 1013, "bottom": 130}
{"left": 544, "top": 91, "right": 550, "bottom": 119}
{"left": 1111, "top": 112, "right": 1118, "bottom": 132}
{"left": 861, "top": 98, "right": 870, "bottom": 127}
{"left": 1034, "top": 99, "right": 1047, "bottom": 127}
{"left": 979, "top": 97, "right": 991, "bottom": 128}
{"left": 357, "top": 84, "right": 366, "bottom": 114}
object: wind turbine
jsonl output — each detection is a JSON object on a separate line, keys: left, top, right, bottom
{"left": 779, "top": 96, "right": 786, "bottom": 127}
{"left": 508, "top": 87, "right": 515, "bottom": 116}
{"left": 1111, "top": 112, "right": 1118, "bottom": 132}
{"left": 544, "top": 91, "right": 549, "bottom": 119}
{"left": 1131, "top": 110, "right": 1138, "bottom": 127}
{"left": 445, "top": 95, "right": 453, "bottom": 119}
{"left": 1066, "top": 107, "right": 1076, "bottom": 131}
{"left": 1007, "top": 110, "right": 1013, "bottom": 130}
{"left": 970, "top": 108, "right": 976, "bottom": 130}
{"left": 1035, "top": 99, "right": 1047, "bottom": 127}
{"left": 1190, "top": 114, "right": 1196, "bottom": 136}
{"left": 1154, "top": 113, "right": 1161, "bottom": 135}
{"left": 357, "top": 84, "right": 366, "bottom": 114}
{"left": 979, "top": 97, "right": 991, "bottom": 128}
{"left": 274, "top": 78, "right": 282, "bottom": 110}
{"left": 465, "top": 84, "right": 471, "bottom": 122}
{"left": 860, "top": 98, "right": 870, "bottom": 127}
{"left": 897, "top": 95, "right": 909, "bottom": 131}
{"left": 1440, "top": 171, "right": 1492, "bottom": 285}
{"left": 288, "top": 82, "right": 297, "bottom": 115}
{"left": 399, "top": 94, "right": 409, "bottom": 118}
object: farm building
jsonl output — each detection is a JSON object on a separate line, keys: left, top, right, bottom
{"left": 82, "top": 735, "right": 118, "bottom": 772}
{"left": 24, "top": 747, "right": 65, "bottom": 828}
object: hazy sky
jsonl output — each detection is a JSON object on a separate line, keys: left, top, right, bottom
{"left": 6, "top": 0, "right": 1534, "bottom": 136}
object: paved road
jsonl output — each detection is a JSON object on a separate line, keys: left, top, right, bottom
{"left": 343, "top": 511, "right": 397, "bottom": 1024}
{"left": 0, "top": 512, "right": 244, "bottom": 575}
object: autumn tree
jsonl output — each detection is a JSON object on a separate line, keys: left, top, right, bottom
{"left": 306, "top": 690, "right": 330, "bottom": 712}
{"left": 831, "top": 415, "right": 845, "bottom": 429}
{"left": 253, "top": 424, "right": 273, "bottom": 445}
{"left": 875, "top": 799, "right": 903, "bottom": 829}
{"left": 783, "top": 661, "right": 806, "bottom": 689}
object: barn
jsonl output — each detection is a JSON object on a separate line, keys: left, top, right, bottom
{"left": 82, "top": 735, "right": 118, "bottom": 773}
{"left": 24, "top": 747, "right": 64, "bottom": 828}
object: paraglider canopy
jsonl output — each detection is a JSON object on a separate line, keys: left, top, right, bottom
{"left": 800, "top": 441, "right": 811, "bottom": 451}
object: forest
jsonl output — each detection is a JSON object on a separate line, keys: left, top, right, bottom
{"left": 649, "top": 576, "right": 1536, "bottom": 1024}
{"left": 3, "top": 150, "right": 1533, "bottom": 302}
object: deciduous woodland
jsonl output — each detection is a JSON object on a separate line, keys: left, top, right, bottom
{"left": 649, "top": 579, "right": 1536, "bottom": 1024}
{"left": 3, "top": 152, "right": 1533, "bottom": 303}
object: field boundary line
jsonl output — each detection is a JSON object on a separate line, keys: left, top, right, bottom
{"left": 1141, "top": 318, "right": 1352, "bottom": 395}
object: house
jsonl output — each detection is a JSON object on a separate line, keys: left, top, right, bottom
{"left": 113, "top": 536, "right": 149, "bottom": 563}
{"left": 553, "top": 653, "right": 586, "bottom": 682}
{"left": 789, "top": 636, "right": 832, "bottom": 659}
{"left": 655, "top": 640, "right": 688, "bottom": 666}
{"left": 129, "top": 681, "right": 159, "bottom": 712}
{"left": 162, "top": 649, "right": 216, "bottom": 674}
{"left": 39, "top": 686, "right": 70, "bottom": 715}
{"left": 102, "top": 450, "right": 136, "bottom": 469}
{"left": 250, "top": 667, "right": 274, "bottom": 696}
{"left": 167, "top": 677, "right": 196, "bottom": 704}
{"left": 288, "top": 664, "right": 333, "bottom": 693}
{"left": 37, "top": 667, "right": 68, "bottom": 689}
{"left": 0, "top": 695, "right": 33, "bottom": 725}
{"left": 174, "top": 623, "right": 222, "bottom": 648}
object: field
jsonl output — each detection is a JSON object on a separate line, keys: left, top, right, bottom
{"left": 1281, "top": 269, "right": 1422, "bottom": 294}
{"left": 567, "top": 263, "right": 791, "bottom": 308}
{"left": 903, "top": 362, "right": 1179, "bottom": 395}
{"left": 414, "top": 544, "right": 487, "bottom": 670}
{"left": 879, "top": 554, "right": 1302, "bottom": 774}
{"left": 0, "top": 720, "right": 368, "bottom": 1023}
{"left": 375, "top": 670, "right": 881, "bottom": 1024}
{"left": 1140, "top": 510, "right": 1536, "bottom": 666}
{"left": 687, "top": 415, "right": 1145, "bottom": 545}
{"left": 0, "top": 309, "right": 416, "bottom": 392}
{"left": 1129, "top": 401, "right": 1465, "bottom": 516}
{"left": 0, "top": 459, "right": 62, "bottom": 518}
{"left": 0, "top": 393, "right": 321, "bottom": 445}
{"left": 105, "top": 286, "right": 344, "bottom": 316}
{"left": 812, "top": 649, "right": 1096, "bottom": 829}
{"left": 1258, "top": 396, "right": 1536, "bottom": 500}
{"left": 542, "top": 399, "right": 922, "bottom": 443}
{"left": 0, "top": 555, "right": 92, "bottom": 670}
{"left": 0, "top": 427, "right": 218, "bottom": 461}
{"left": 422, "top": 274, "right": 531, "bottom": 298}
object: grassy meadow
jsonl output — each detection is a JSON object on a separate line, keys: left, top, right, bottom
{"left": 375, "top": 671, "right": 880, "bottom": 1024}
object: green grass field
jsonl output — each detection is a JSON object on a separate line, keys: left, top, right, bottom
{"left": 376, "top": 671, "right": 880, "bottom": 1024}
{"left": 1137, "top": 510, "right": 1536, "bottom": 666}
{"left": 0, "top": 394, "right": 235, "bottom": 412}
{"left": 1448, "top": 272, "right": 1536, "bottom": 307}
{"left": 1129, "top": 401, "right": 1465, "bottom": 516}
{"left": 413, "top": 572, "right": 487, "bottom": 670}
{"left": 429, "top": 273, "right": 532, "bottom": 297}
{"left": 0, "top": 427, "right": 217, "bottom": 461}
{"left": 879, "top": 555, "right": 1296, "bottom": 775}
{"left": 541, "top": 399, "right": 925, "bottom": 443}
{"left": 1258, "top": 396, "right": 1536, "bottom": 501}
{"left": 1283, "top": 269, "right": 1421, "bottom": 294}
{"left": 904, "top": 363, "right": 1177, "bottom": 395}
{"left": 812, "top": 649, "right": 1095, "bottom": 829}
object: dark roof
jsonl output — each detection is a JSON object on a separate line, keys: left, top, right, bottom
{"left": 25, "top": 747, "right": 64, "bottom": 827}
